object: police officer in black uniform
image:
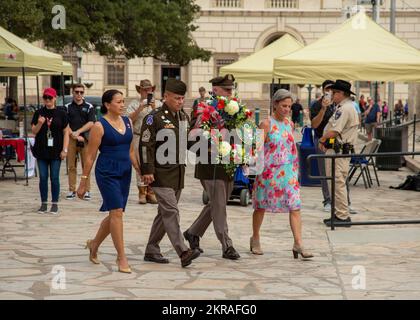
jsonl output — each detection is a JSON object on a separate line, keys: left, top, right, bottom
{"left": 139, "top": 78, "right": 201, "bottom": 268}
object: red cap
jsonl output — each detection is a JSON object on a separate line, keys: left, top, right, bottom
{"left": 43, "top": 88, "right": 57, "bottom": 98}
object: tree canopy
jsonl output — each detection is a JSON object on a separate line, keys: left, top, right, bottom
{"left": 0, "top": 0, "right": 211, "bottom": 66}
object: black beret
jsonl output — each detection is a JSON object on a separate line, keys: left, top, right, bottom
{"left": 209, "top": 74, "right": 235, "bottom": 88}
{"left": 165, "top": 78, "right": 187, "bottom": 95}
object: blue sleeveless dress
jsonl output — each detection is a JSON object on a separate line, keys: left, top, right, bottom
{"left": 95, "top": 116, "right": 133, "bottom": 212}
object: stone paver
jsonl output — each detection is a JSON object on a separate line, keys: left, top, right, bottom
{"left": 1, "top": 145, "right": 420, "bottom": 300}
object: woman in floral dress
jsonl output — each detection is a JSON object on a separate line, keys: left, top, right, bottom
{"left": 250, "top": 89, "right": 313, "bottom": 260}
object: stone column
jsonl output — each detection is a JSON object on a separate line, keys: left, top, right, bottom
{"left": 408, "top": 83, "right": 420, "bottom": 119}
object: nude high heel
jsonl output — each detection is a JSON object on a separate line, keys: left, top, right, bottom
{"left": 292, "top": 245, "right": 314, "bottom": 260}
{"left": 116, "top": 257, "right": 132, "bottom": 274}
{"left": 85, "top": 240, "right": 100, "bottom": 265}
{"left": 250, "top": 237, "right": 264, "bottom": 255}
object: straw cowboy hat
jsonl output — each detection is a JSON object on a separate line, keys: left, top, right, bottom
{"left": 135, "top": 79, "right": 156, "bottom": 94}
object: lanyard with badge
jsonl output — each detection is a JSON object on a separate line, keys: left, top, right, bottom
{"left": 46, "top": 117, "right": 54, "bottom": 147}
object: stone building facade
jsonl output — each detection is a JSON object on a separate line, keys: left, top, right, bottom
{"left": 4, "top": 0, "right": 420, "bottom": 116}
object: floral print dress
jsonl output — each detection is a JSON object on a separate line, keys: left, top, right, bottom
{"left": 252, "top": 116, "right": 301, "bottom": 213}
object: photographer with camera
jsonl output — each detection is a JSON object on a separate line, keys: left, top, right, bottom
{"left": 310, "top": 80, "right": 336, "bottom": 212}
{"left": 127, "top": 79, "right": 162, "bottom": 204}
{"left": 65, "top": 84, "right": 96, "bottom": 200}
{"left": 318, "top": 80, "right": 359, "bottom": 227}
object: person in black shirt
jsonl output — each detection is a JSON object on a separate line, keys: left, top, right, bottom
{"left": 310, "top": 80, "right": 336, "bottom": 212}
{"left": 31, "top": 88, "right": 69, "bottom": 214}
{"left": 291, "top": 99, "right": 303, "bottom": 127}
{"left": 65, "top": 84, "right": 96, "bottom": 200}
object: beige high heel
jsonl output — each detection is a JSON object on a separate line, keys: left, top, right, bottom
{"left": 250, "top": 237, "right": 264, "bottom": 255}
{"left": 85, "top": 240, "right": 100, "bottom": 264}
{"left": 116, "top": 258, "right": 132, "bottom": 274}
{"left": 292, "top": 245, "right": 314, "bottom": 260}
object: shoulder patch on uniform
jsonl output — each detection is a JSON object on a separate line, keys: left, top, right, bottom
{"left": 142, "top": 128, "right": 151, "bottom": 142}
{"left": 335, "top": 110, "right": 342, "bottom": 120}
{"left": 146, "top": 115, "right": 154, "bottom": 126}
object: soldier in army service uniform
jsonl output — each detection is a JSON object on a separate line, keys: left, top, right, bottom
{"left": 139, "top": 78, "right": 201, "bottom": 268}
{"left": 183, "top": 74, "right": 241, "bottom": 260}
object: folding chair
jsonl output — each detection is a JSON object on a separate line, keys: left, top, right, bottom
{"left": 364, "top": 139, "right": 382, "bottom": 187}
{"left": 348, "top": 140, "right": 375, "bottom": 189}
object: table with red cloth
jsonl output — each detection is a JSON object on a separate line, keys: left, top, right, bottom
{"left": 0, "top": 138, "right": 25, "bottom": 162}
{"left": 0, "top": 138, "right": 26, "bottom": 180}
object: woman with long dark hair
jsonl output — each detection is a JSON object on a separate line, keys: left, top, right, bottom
{"left": 77, "top": 90, "right": 140, "bottom": 273}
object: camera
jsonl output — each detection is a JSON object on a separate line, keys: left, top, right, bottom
{"left": 147, "top": 93, "right": 153, "bottom": 105}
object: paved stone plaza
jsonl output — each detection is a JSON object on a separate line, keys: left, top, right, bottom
{"left": 1, "top": 151, "right": 420, "bottom": 300}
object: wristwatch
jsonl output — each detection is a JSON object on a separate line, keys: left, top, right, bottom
{"left": 63, "top": 148, "right": 68, "bottom": 153}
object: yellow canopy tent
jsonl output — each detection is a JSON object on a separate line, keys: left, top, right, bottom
{"left": 0, "top": 61, "right": 73, "bottom": 76}
{"left": 0, "top": 26, "right": 63, "bottom": 72}
{"left": 220, "top": 34, "right": 304, "bottom": 83}
{"left": 0, "top": 26, "right": 67, "bottom": 185}
{"left": 273, "top": 12, "right": 420, "bottom": 84}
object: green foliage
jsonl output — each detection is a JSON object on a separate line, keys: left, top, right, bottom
{"left": 0, "top": 0, "right": 210, "bottom": 65}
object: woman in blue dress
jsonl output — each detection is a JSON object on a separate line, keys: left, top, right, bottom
{"left": 77, "top": 90, "right": 140, "bottom": 273}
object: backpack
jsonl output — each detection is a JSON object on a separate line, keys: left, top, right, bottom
{"left": 390, "top": 173, "right": 420, "bottom": 191}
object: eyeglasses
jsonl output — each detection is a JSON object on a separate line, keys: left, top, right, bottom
{"left": 74, "top": 91, "right": 84, "bottom": 95}
{"left": 43, "top": 95, "right": 54, "bottom": 100}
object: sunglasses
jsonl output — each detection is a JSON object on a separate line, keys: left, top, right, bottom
{"left": 43, "top": 95, "right": 54, "bottom": 100}
{"left": 74, "top": 91, "right": 84, "bottom": 95}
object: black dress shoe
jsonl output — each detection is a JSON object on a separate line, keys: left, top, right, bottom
{"left": 181, "top": 248, "right": 201, "bottom": 268}
{"left": 324, "top": 215, "right": 351, "bottom": 228}
{"left": 183, "top": 230, "right": 203, "bottom": 253}
{"left": 144, "top": 254, "right": 170, "bottom": 264}
{"left": 223, "top": 246, "right": 240, "bottom": 260}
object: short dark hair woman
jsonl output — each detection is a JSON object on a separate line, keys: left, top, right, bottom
{"left": 31, "top": 88, "right": 70, "bottom": 214}
{"left": 77, "top": 89, "right": 140, "bottom": 273}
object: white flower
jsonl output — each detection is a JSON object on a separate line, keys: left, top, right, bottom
{"left": 218, "top": 141, "right": 232, "bottom": 157}
{"left": 225, "top": 100, "right": 240, "bottom": 116}
{"left": 202, "top": 130, "right": 210, "bottom": 140}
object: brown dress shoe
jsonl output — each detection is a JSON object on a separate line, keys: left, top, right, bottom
{"left": 180, "top": 248, "right": 201, "bottom": 268}
{"left": 138, "top": 186, "right": 147, "bottom": 204}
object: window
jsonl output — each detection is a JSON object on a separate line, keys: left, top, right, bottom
{"left": 213, "top": 0, "right": 243, "bottom": 8}
{"left": 106, "top": 56, "right": 127, "bottom": 86}
{"left": 214, "top": 54, "right": 238, "bottom": 76}
{"left": 265, "top": 0, "right": 299, "bottom": 9}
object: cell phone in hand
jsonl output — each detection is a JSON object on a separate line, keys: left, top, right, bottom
{"left": 324, "top": 92, "right": 332, "bottom": 104}
{"left": 147, "top": 93, "right": 153, "bottom": 105}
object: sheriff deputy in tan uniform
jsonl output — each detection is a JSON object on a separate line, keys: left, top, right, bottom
{"left": 318, "top": 80, "right": 359, "bottom": 227}
{"left": 183, "top": 74, "right": 241, "bottom": 260}
{"left": 139, "top": 78, "right": 201, "bottom": 268}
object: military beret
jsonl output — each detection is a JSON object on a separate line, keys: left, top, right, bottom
{"left": 165, "top": 78, "right": 187, "bottom": 96}
{"left": 209, "top": 74, "right": 235, "bottom": 88}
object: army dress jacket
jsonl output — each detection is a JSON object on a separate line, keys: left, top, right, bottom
{"left": 139, "top": 104, "right": 189, "bottom": 190}
{"left": 189, "top": 97, "right": 233, "bottom": 181}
